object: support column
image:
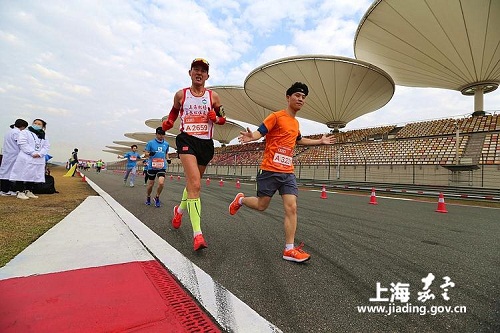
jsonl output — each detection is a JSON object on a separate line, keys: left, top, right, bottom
{"left": 474, "top": 86, "right": 484, "bottom": 114}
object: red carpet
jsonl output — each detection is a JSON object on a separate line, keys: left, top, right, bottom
{"left": 0, "top": 260, "right": 220, "bottom": 333}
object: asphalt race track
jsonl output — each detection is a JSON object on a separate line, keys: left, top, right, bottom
{"left": 88, "top": 170, "right": 500, "bottom": 333}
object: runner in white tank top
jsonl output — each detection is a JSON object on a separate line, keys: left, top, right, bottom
{"left": 178, "top": 88, "right": 215, "bottom": 140}
{"left": 161, "top": 58, "right": 226, "bottom": 251}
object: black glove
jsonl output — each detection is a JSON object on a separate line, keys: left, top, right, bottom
{"left": 149, "top": 151, "right": 156, "bottom": 157}
{"left": 167, "top": 159, "right": 172, "bottom": 164}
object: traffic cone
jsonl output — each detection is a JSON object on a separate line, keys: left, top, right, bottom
{"left": 219, "top": 179, "right": 224, "bottom": 187}
{"left": 170, "top": 174, "right": 173, "bottom": 180}
{"left": 435, "top": 192, "right": 448, "bottom": 213}
{"left": 320, "top": 185, "right": 328, "bottom": 199}
{"left": 81, "top": 174, "right": 86, "bottom": 182}
{"left": 236, "top": 179, "right": 241, "bottom": 189}
{"left": 177, "top": 175, "right": 181, "bottom": 181}
{"left": 206, "top": 177, "right": 210, "bottom": 185}
{"left": 369, "top": 188, "right": 378, "bottom": 205}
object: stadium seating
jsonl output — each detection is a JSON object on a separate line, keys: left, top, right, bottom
{"left": 482, "top": 133, "right": 500, "bottom": 164}
{"left": 210, "top": 114, "right": 499, "bottom": 166}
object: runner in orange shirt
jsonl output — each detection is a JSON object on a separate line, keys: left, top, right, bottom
{"left": 229, "top": 82, "right": 336, "bottom": 263}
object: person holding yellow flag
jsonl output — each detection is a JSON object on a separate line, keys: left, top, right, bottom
{"left": 63, "top": 163, "right": 78, "bottom": 177}
{"left": 70, "top": 148, "right": 78, "bottom": 176}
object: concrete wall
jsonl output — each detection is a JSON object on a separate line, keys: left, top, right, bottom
{"left": 203, "top": 164, "right": 500, "bottom": 188}
{"left": 107, "top": 162, "right": 500, "bottom": 189}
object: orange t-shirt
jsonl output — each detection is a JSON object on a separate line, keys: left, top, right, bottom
{"left": 259, "top": 110, "right": 301, "bottom": 173}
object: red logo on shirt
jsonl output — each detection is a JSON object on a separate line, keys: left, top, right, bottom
{"left": 182, "top": 146, "right": 189, "bottom": 151}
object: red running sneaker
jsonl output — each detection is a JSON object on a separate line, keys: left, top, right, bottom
{"left": 172, "top": 205, "right": 183, "bottom": 229}
{"left": 193, "top": 234, "right": 208, "bottom": 251}
{"left": 229, "top": 192, "right": 244, "bottom": 215}
{"left": 282, "top": 242, "right": 310, "bottom": 263}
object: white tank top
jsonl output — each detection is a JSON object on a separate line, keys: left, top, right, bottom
{"left": 179, "top": 88, "right": 214, "bottom": 140}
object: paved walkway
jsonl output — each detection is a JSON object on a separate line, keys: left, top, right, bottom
{"left": 0, "top": 176, "right": 281, "bottom": 333}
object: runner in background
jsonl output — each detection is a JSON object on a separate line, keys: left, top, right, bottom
{"left": 142, "top": 159, "right": 148, "bottom": 186}
{"left": 118, "top": 145, "right": 142, "bottom": 187}
{"left": 95, "top": 159, "right": 104, "bottom": 173}
{"left": 144, "top": 127, "right": 171, "bottom": 207}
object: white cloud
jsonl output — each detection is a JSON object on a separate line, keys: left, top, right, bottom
{"left": 33, "top": 64, "right": 66, "bottom": 80}
{"left": 293, "top": 18, "right": 359, "bottom": 56}
{"left": 63, "top": 83, "right": 92, "bottom": 95}
{"left": 241, "top": 0, "right": 310, "bottom": 34}
{"left": 0, "top": 30, "right": 21, "bottom": 44}
{"left": 256, "top": 44, "right": 300, "bottom": 66}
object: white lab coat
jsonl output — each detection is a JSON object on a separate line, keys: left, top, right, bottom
{"left": 0, "top": 127, "right": 22, "bottom": 180}
{"left": 9, "top": 129, "right": 50, "bottom": 183}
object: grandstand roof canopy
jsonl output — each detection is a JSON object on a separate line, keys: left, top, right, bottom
{"left": 112, "top": 141, "right": 148, "bottom": 150}
{"left": 105, "top": 145, "right": 134, "bottom": 153}
{"left": 145, "top": 118, "right": 181, "bottom": 136}
{"left": 244, "top": 55, "right": 395, "bottom": 130}
{"left": 208, "top": 86, "right": 272, "bottom": 126}
{"left": 124, "top": 132, "right": 177, "bottom": 149}
{"left": 144, "top": 118, "right": 244, "bottom": 145}
{"left": 213, "top": 120, "right": 245, "bottom": 144}
{"left": 102, "top": 149, "right": 125, "bottom": 155}
{"left": 110, "top": 143, "right": 147, "bottom": 153}
{"left": 354, "top": 0, "right": 500, "bottom": 113}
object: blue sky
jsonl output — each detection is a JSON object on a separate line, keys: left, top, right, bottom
{"left": 1, "top": 0, "right": 499, "bottom": 162}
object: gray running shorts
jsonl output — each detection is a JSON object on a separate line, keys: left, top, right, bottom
{"left": 256, "top": 170, "right": 298, "bottom": 197}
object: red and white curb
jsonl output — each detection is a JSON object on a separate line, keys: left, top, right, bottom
{"left": 86, "top": 177, "right": 282, "bottom": 333}
{"left": 0, "top": 196, "right": 221, "bottom": 332}
{"left": 0, "top": 176, "right": 281, "bottom": 333}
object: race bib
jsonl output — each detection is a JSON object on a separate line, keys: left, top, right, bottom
{"left": 184, "top": 115, "right": 209, "bottom": 136}
{"left": 273, "top": 147, "right": 293, "bottom": 166}
{"left": 152, "top": 158, "right": 164, "bottom": 169}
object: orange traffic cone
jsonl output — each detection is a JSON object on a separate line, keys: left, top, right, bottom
{"left": 369, "top": 188, "right": 378, "bottom": 205}
{"left": 206, "top": 177, "right": 210, "bottom": 185}
{"left": 435, "top": 192, "right": 448, "bottom": 213}
{"left": 170, "top": 174, "right": 173, "bottom": 180}
{"left": 320, "top": 185, "right": 328, "bottom": 199}
{"left": 219, "top": 179, "right": 224, "bottom": 187}
{"left": 81, "top": 174, "right": 86, "bottom": 182}
{"left": 177, "top": 175, "right": 181, "bottom": 181}
{"left": 236, "top": 179, "right": 241, "bottom": 189}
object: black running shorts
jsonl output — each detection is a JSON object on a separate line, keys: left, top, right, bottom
{"left": 146, "top": 169, "right": 166, "bottom": 180}
{"left": 176, "top": 132, "right": 214, "bottom": 166}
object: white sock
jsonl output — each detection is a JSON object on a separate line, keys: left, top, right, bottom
{"left": 238, "top": 197, "right": 243, "bottom": 205}
{"left": 194, "top": 231, "right": 202, "bottom": 237}
{"left": 178, "top": 206, "right": 184, "bottom": 214}
{"left": 285, "top": 243, "right": 294, "bottom": 250}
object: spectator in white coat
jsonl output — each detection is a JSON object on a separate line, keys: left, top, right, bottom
{"left": 0, "top": 119, "right": 29, "bottom": 196}
{"left": 9, "top": 118, "right": 50, "bottom": 200}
